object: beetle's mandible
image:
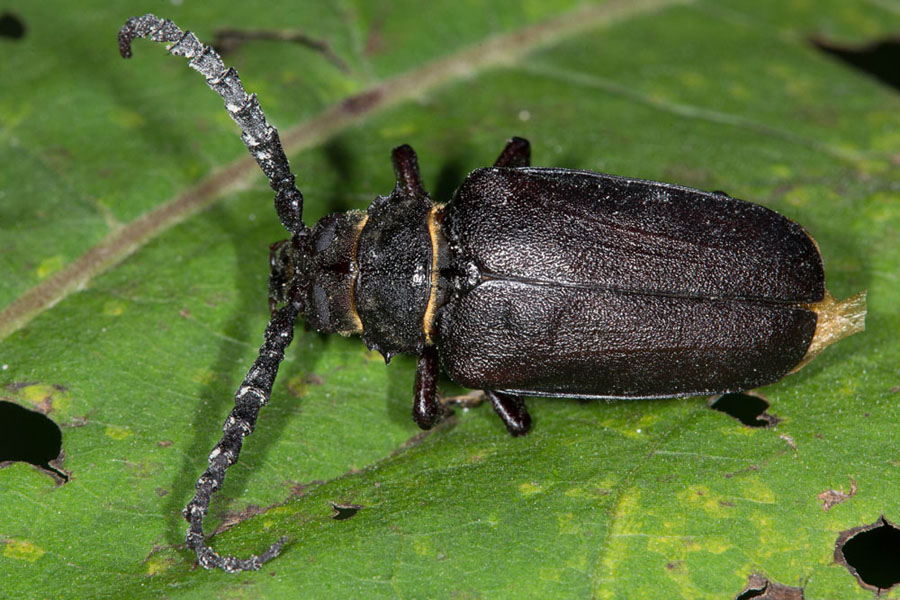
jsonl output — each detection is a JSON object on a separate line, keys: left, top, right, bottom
{"left": 118, "top": 14, "right": 866, "bottom": 573}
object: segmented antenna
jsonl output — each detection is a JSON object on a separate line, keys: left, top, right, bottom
{"left": 118, "top": 14, "right": 305, "bottom": 235}
{"left": 183, "top": 302, "right": 300, "bottom": 572}
{"left": 118, "top": 14, "right": 306, "bottom": 572}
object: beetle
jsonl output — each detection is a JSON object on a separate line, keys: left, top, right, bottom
{"left": 118, "top": 14, "right": 866, "bottom": 573}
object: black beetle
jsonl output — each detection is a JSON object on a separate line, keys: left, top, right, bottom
{"left": 118, "top": 14, "right": 866, "bottom": 573}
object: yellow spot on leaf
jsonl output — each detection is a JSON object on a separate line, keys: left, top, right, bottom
{"left": 538, "top": 566, "right": 562, "bottom": 582}
{"left": 519, "top": 482, "right": 542, "bottom": 495}
{"left": 678, "top": 485, "right": 732, "bottom": 518}
{"left": 102, "top": 300, "right": 127, "bottom": 316}
{"left": 768, "top": 164, "right": 792, "bottom": 180}
{"left": 105, "top": 425, "right": 132, "bottom": 440}
{"left": 36, "top": 255, "right": 64, "bottom": 280}
{"left": 557, "top": 512, "right": 580, "bottom": 535}
{"left": 566, "top": 553, "right": 588, "bottom": 570}
{"left": 738, "top": 477, "right": 776, "bottom": 504}
{"left": 413, "top": 538, "right": 431, "bottom": 556}
{"left": 145, "top": 557, "right": 174, "bottom": 576}
{"left": 190, "top": 369, "right": 216, "bottom": 385}
{"left": 3, "top": 538, "right": 45, "bottom": 562}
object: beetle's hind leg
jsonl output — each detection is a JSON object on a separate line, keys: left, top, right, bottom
{"left": 487, "top": 391, "right": 531, "bottom": 436}
{"left": 493, "top": 137, "right": 531, "bottom": 168}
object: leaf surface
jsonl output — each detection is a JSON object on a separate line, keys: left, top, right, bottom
{"left": 1, "top": 1, "right": 898, "bottom": 598}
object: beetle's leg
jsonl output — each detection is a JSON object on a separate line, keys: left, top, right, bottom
{"left": 486, "top": 390, "right": 531, "bottom": 436}
{"left": 118, "top": 14, "right": 305, "bottom": 236}
{"left": 391, "top": 144, "right": 428, "bottom": 198}
{"left": 413, "top": 346, "right": 442, "bottom": 429}
{"left": 493, "top": 137, "right": 531, "bottom": 168}
{"left": 183, "top": 302, "right": 301, "bottom": 572}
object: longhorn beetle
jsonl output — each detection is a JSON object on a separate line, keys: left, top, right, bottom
{"left": 118, "top": 14, "right": 866, "bottom": 573}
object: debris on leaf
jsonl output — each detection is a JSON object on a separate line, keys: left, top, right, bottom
{"left": 817, "top": 477, "right": 857, "bottom": 510}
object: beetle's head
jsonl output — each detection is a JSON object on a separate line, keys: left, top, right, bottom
{"left": 269, "top": 213, "right": 366, "bottom": 335}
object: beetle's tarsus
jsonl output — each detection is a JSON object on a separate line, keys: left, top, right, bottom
{"left": 182, "top": 302, "right": 300, "bottom": 572}
{"left": 117, "top": 14, "right": 305, "bottom": 236}
{"left": 487, "top": 391, "right": 531, "bottom": 436}
{"left": 493, "top": 137, "right": 531, "bottom": 168}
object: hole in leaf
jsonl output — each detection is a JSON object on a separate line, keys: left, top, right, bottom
{"left": 812, "top": 36, "right": 900, "bottom": 92}
{"left": 330, "top": 502, "right": 362, "bottom": 520}
{"left": 0, "top": 12, "right": 25, "bottom": 39}
{"left": 709, "top": 393, "right": 780, "bottom": 427}
{"left": 836, "top": 516, "right": 900, "bottom": 593}
{"left": 735, "top": 573, "right": 804, "bottom": 599}
{"left": 0, "top": 400, "right": 67, "bottom": 482}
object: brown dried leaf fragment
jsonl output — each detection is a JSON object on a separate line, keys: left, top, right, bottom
{"left": 817, "top": 477, "right": 857, "bottom": 510}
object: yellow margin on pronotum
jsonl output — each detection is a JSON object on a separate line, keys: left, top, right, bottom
{"left": 422, "top": 205, "right": 445, "bottom": 345}
{"left": 342, "top": 214, "right": 368, "bottom": 336}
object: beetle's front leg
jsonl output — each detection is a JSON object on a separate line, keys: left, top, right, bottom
{"left": 391, "top": 144, "right": 427, "bottom": 198}
{"left": 413, "top": 346, "right": 442, "bottom": 429}
{"left": 493, "top": 137, "right": 531, "bottom": 168}
{"left": 487, "top": 390, "right": 531, "bottom": 436}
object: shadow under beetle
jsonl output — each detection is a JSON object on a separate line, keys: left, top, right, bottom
{"left": 118, "top": 14, "right": 866, "bottom": 573}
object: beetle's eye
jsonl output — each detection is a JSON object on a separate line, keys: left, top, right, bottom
{"left": 313, "top": 219, "right": 337, "bottom": 254}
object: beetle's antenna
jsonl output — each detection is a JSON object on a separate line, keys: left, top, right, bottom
{"left": 118, "top": 14, "right": 305, "bottom": 235}
{"left": 183, "top": 302, "right": 301, "bottom": 572}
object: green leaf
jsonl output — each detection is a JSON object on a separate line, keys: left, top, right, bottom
{"left": 1, "top": 1, "right": 898, "bottom": 598}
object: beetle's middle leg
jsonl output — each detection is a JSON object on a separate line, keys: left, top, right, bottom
{"left": 493, "top": 137, "right": 531, "bottom": 168}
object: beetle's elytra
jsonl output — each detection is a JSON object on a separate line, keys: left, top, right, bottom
{"left": 118, "top": 14, "right": 866, "bottom": 573}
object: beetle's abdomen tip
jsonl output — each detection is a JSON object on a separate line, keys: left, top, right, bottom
{"left": 794, "top": 289, "right": 867, "bottom": 371}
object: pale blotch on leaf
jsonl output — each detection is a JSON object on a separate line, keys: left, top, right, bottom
{"left": 12, "top": 382, "right": 74, "bottom": 419}
{"left": 519, "top": 481, "right": 542, "bottom": 495}
{"left": 556, "top": 512, "right": 580, "bottom": 535}
{"left": 678, "top": 484, "right": 732, "bottom": 518}
{"left": 190, "top": 369, "right": 216, "bottom": 385}
{"left": 601, "top": 413, "right": 659, "bottom": 439}
{"left": 538, "top": 565, "right": 563, "bottom": 582}
{"left": 105, "top": 424, "right": 132, "bottom": 440}
{"left": 768, "top": 164, "right": 793, "bottom": 180}
{"left": 2, "top": 538, "right": 45, "bottom": 562}
{"left": 102, "top": 300, "right": 127, "bottom": 317}
{"left": 465, "top": 447, "right": 495, "bottom": 464}
{"left": 35, "top": 255, "right": 64, "bottom": 280}
{"left": 738, "top": 475, "right": 777, "bottom": 505}
{"left": 145, "top": 556, "right": 174, "bottom": 576}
